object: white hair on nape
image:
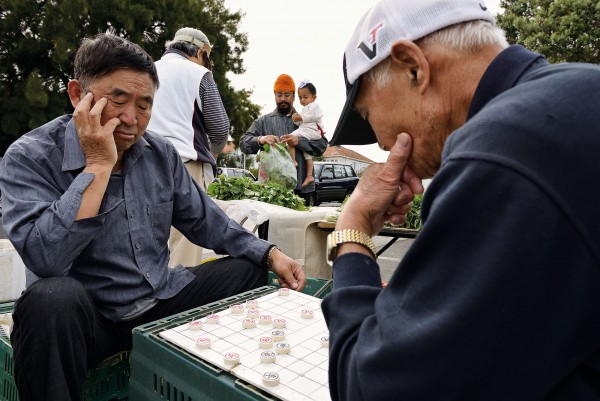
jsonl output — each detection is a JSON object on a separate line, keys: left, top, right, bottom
{"left": 418, "top": 20, "right": 509, "bottom": 54}
{"left": 365, "top": 20, "right": 509, "bottom": 89}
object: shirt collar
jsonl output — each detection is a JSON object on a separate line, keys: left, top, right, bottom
{"left": 62, "top": 116, "right": 151, "bottom": 172}
{"left": 467, "top": 45, "right": 547, "bottom": 120}
{"left": 163, "top": 49, "right": 188, "bottom": 60}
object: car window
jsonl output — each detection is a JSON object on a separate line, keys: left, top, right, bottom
{"left": 344, "top": 165, "right": 356, "bottom": 177}
{"left": 334, "top": 165, "right": 347, "bottom": 178}
{"left": 314, "top": 164, "right": 322, "bottom": 176}
{"left": 321, "top": 166, "right": 334, "bottom": 180}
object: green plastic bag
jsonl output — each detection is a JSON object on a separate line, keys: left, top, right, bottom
{"left": 258, "top": 143, "right": 298, "bottom": 189}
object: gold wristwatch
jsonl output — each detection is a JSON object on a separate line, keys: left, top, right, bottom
{"left": 326, "top": 229, "right": 377, "bottom": 265}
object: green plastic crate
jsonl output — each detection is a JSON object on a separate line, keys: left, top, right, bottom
{"left": 268, "top": 272, "right": 332, "bottom": 299}
{"left": 0, "top": 302, "right": 16, "bottom": 401}
{"left": 129, "top": 281, "right": 332, "bottom": 401}
{"left": 129, "top": 287, "right": 277, "bottom": 401}
{"left": 1, "top": 276, "right": 332, "bottom": 401}
{"left": 0, "top": 302, "right": 130, "bottom": 401}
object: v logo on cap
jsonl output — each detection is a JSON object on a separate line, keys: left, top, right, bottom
{"left": 358, "top": 22, "right": 385, "bottom": 61}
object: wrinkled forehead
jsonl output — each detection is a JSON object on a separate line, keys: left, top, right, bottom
{"left": 88, "top": 69, "right": 155, "bottom": 98}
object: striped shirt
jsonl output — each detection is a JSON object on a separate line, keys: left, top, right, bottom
{"left": 148, "top": 51, "right": 229, "bottom": 165}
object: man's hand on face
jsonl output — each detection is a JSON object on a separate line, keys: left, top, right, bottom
{"left": 73, "top": 93, "right": 120, "bottom": 169}
{"left": 336, "top": 133, "right": 424, "bottom": 236}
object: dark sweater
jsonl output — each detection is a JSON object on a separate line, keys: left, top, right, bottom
{"left": 323, "top": 45, "right": 600, "bottom": 400}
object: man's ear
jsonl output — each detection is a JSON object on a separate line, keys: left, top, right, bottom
{"left": 389, "top": 40, "right": 430, "bottom": 94}
{"left": 67, "top": 80, "right": 84, "bottom": 108}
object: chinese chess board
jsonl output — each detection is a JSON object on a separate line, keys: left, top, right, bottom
{"left": 159, "top": 288, "right": 331, "bottom": 401}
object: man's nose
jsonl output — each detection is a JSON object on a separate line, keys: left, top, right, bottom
{"left": 119, "top": 105, "right": 137, "bottom": 125}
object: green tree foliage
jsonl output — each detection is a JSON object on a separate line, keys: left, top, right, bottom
{"left": 0, "top": 0, "right": 261, "bottom": 154}
{"left": 497, "top": 0, "right": 600, "bottom": 63}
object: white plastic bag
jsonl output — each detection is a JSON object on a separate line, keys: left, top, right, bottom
{"left": 258, "top": 143, "right": 297, "bottom": 189}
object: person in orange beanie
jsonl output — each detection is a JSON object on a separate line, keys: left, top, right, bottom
{"left": 240, "top": 74, "right": 328, "bottom": 204}
{"left": 273, "top": 73, "right": 295, "bottom": 93}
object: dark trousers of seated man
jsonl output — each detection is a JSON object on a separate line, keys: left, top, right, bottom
{"left": 10, "top": 257, "right": 267, "bottom": 401}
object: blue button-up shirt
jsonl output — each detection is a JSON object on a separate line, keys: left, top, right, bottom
{"left": 0, "top": 115, "right": 271, "bottom": 321}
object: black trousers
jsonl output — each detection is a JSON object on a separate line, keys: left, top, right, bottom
{"left": 10, "top": 257, "right": 267, "bottom": 401}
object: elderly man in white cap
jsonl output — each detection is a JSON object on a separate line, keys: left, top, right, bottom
{"left": 322, "top": 0, "right": 600, "bottom": 400}
{"left": 148, "top": 27, "right": 229, "bottom": 268}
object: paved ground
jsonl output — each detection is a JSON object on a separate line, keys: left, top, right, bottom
{"left": 373, "top": 236, "right": 414, "bottom": 281}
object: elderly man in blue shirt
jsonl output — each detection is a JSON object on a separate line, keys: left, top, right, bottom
{"left": 0, "top": 33, "right": 305, "bottom": 401}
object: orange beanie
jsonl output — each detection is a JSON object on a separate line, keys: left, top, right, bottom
{"left": 273, "top": 74, "right": 295, "bottom": 93}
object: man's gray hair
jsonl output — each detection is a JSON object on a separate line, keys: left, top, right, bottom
{"left": 367, "top": 20, "right": 509, "bottom": 87}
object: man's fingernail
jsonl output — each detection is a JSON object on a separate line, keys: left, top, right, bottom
{"left": 397, "top": 133, "right": 409, "bottom": 148}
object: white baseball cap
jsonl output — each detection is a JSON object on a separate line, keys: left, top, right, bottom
{"left": 330, "top": 0, "right": 495, "bottom": 146}
{"left": 173, "top": 27, "right": 212, "bottom": 52}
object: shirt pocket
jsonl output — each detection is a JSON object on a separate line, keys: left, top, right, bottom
{"left": 148, "top": 201, "right": 173, "bottom": 246}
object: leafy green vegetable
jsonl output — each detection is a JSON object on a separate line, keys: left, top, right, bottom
{"left": 207, "top": 175, "right": 308, "bottom": 211}
{"left": 257, "top": 143, "right": 298, "bottom": 189}
{"left": 326, "top": 194, "right": 423, "bottom": 230}
{"left": 402, "top": 194, "right": 422, "bottom": 230}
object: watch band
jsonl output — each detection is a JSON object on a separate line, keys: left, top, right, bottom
{"left": 264, "top": 244, "right": 278, "bottom": 271}
{"left": 327, "top": 229, "right": 377, "bottom": 264}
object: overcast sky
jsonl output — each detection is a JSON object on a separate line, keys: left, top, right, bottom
{"left": 224, "top": 0, "right": 504, "bottom": 162}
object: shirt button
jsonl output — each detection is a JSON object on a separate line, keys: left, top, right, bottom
{"left": 135, "top": 243, "right": 140, "bottom": 249}
{"left": 145, "top": 273, "right": 150, "bottom": 278}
